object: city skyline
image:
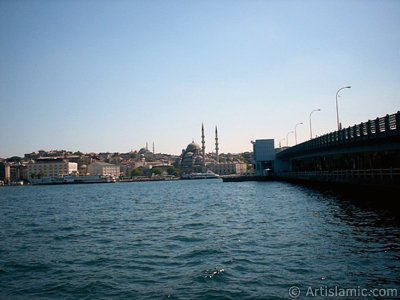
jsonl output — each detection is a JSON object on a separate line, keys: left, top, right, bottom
{"left": 1, "top": 1, "right": 399, "bottom": 158}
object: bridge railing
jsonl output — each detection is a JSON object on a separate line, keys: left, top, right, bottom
{"left": 277, "top": 111, "right": 400, "bottom": 158}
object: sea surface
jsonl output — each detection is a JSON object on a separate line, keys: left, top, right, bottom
{"left": 0, "top": 180, "right": 399, "bottom": 299}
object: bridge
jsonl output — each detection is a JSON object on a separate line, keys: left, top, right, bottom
{"left": 275, "top": 111, "right": 400, "bottom": 189}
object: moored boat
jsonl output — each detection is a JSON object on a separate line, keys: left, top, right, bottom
{"left": 181, "top": 170, "right": 220, "bottom": 180}
{"left": 30, "top": 175, "right": 116, "bottom": 185}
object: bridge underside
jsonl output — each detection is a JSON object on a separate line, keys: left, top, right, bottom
{"left": 290, "top": 141, "right": 400, "bottom": 172}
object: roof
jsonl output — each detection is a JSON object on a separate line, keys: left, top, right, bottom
{"left": 91, "top": 161, "right": 116, "bottom": 166}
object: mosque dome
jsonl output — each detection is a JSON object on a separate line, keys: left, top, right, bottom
{"left": 139, "top": 148, "right": 147, "bottom": 155}
{"left": 186, "top": 141, "right": 201, "bottom": 153}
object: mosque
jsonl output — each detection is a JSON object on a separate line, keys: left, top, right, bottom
{"left": 176, "top": 124, "right": 219, "bottom": 173}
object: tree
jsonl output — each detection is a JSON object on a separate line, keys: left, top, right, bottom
{"left": 167, "top": 166, "right": 180, "bottom": 177}
{"left": 6, "top": 156, "right": 21, "bottom": 163}
{"left": 131, "top": 167, "right": 144, "bottom": 177}
{"left": 152, "top": 168, "right": 162, "bottom": 176}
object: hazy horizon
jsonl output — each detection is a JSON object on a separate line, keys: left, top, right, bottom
{"left": 1, "top": 0, "right": 399, "bottom": 158}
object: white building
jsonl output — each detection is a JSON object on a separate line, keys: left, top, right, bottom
{"left": 208, "top": 163, "right": 248, "bottom": 175}
{"left": 87, "top": 162, "right": 120, "bottom": 177}
{"left": 27, "top": 158, "right": 78, "bottom": 179}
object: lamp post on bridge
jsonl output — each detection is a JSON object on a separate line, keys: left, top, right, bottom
{"left": 336, "top": 86, "right": 351, "bottom": 130}
{"left": 286, "top": 131, "right": 294, "bottom": 147}
{"left": 279, "top": 138, "right": 285, "bottom": 149}
{"left": 309, "top": 108, "right": 321, "bottom": 139}
{"left": 294, "top": 122, "right": 303, "bottom": 145}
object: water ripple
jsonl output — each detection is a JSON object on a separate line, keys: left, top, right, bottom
{"left": 1, "top": 181, "right": 399, "bottom": 299}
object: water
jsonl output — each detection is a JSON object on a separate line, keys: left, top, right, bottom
{"left": 1, "top": 180, "right": 399, "bottom": 299}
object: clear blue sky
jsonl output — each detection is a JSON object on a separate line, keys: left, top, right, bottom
{"left": 1, "top": 0, "right": 399, "bottom": 158}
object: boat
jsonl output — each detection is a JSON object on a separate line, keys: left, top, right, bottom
{"left": 181, "top": 170, "right": 220, "bottom": 180}
{"left": 30, "top": 175, "right": 116, "bottom": 185}
{"left": 72, "top": 175, "right": 116, "bottom": 184}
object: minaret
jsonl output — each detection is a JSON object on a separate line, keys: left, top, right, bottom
{"left": 146, "top": 142, "right": 148, "bottom": 151}
{"left": 152, "top": 142, "right": 155, "bottom": 154}
{"left": 201, "top": 123, "right": 206, "bottom": 172}
{"left": 215, "top": 126, "right": 219, "bottom": 163}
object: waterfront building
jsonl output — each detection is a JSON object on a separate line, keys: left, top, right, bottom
{"left": 9, "top": 163, "right": 27, "bottom": 181}
{"left": 252, "top": 139, "right": 275, "bottom": 176}
{"left": 27, "top": 158, "right": 78, "bottom": 179}
{"left": 208, "top": 162, "right": 248, "bottom": 175}
{"left": 0, "top": 162, "right": 28, "bottom": 182}
{"left": 0, "top": 163, "right": 5, "bottom": 181}
{"left": 87, "top": 161, "right": 120, "bottom": 177}
{"left": 119, "top": 164, "right": 134, "bottom": 178}
{"left": 148, "top": 163, "right": 172, "bottom": 172}
{"left": 4, "top": 163, "right": 11, "bottom": 183}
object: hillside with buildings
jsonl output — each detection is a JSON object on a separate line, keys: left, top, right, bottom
{"left": 0, "top": 147, "right": 253, "bottom": 185}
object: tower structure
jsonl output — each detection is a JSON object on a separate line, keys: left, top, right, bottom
{"left": 152, "top": 142, "right": 155, "bottom": 154}
{"left": 201, "top": 123, "right": 206, "bottom": 172}
{"left": 215, "top": 126, "right": 219, "bottom": 163}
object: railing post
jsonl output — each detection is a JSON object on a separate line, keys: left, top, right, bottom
{"left": 396, "top": 111, "right": 400, "bottom": 136}
{"left": 375, "top": 117, "right": 380, "bottom": 135}
{"left": 384, "top": 114, "right": 390, "bottom": 135}
{"left": 339, "top": 129, "right": 345, "bottom": 144}
{"left": 360, "top": 123, "right": 365, "bottom": 138}
{"left": 366, "top": 120, "right": 372, "bottom": 138}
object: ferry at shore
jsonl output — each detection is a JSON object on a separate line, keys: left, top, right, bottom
{"left": 30, "top": 175, "right": 116, "bottom": 185}
{"left": 181, "top": 171, "right": 220, "bottom": 180}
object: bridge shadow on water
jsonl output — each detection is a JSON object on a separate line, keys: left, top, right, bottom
{"left": 283, "top": 179, "right": 400, "bottom": 223}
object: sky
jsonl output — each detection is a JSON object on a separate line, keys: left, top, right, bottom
{"left": 1, "top": 0, "right": 399, "bottom": 158}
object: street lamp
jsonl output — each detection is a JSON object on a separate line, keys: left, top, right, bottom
{"left": 279, "top": 138, "right": 285, "bottom": 148}
{"left": 336, "top": 86, "right": 351, "bottom": 130}
{"left": 294, "top": 122, "right": 303, "bottom": 145}
{"left": 286, "top": 131, "right": 294, "bottom": 147}
{"left": 309, "top": 109, "right": 321, "bottom": 139}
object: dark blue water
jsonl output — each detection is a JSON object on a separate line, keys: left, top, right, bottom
{"left": 1, "top": 180, "right": 399, "bottom": 299}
